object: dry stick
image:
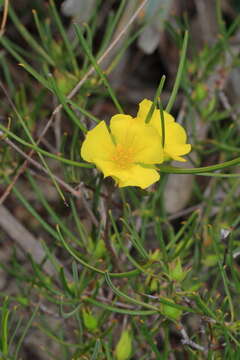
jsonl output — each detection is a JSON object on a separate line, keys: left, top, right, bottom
{"left": 219, "top": 90, "right": 239, "bottom": 122}
{"left": 2, "top": 134, "right": 99, "bottom": 227}
{"left": 179, "top": 323, "right": 206, "bottom": 353}
{"left": 168, "top": 204, "right": 201, "bottom": 221}
{"left": 0, "top": 0, "right": 149, "bottom": 204}
{"left": 0, "top": 0, "right": 9, "bottom": 36}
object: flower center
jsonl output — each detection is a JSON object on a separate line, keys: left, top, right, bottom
{"left": 111, "top": 144, "right": 134, "bottom": 169}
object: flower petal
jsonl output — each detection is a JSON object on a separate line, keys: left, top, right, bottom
{"left": 109, "top": 114, "right": 134, "bottom": 145}
{"left": 164, "top": 122, "right": 191, "bottom": 161}
{"left": 95, "top": 160, "right": 160, "bottom": 189}
{"left": 110, "top": 114, "right": 163, "bottom": 164}
{"left": 137, "top": 99, "right": 191, "bottom": 162}
{"left": 81, "top": 121, "right": 114, "bottom": 162}
{"left": 117, "top": 164, "right": 160, "bottom": 189}
{"left": 137, "top": 99, "right": 174, "bottom": 134}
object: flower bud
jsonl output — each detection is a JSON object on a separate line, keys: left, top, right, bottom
{"left": 192, "top": 83, "right": 207, "bottom": 102}
{"left": 150, "top": 278, "right": 158, "bottom": 292}
{"left": 82, "top": 308, "right": 98, "bottom": 332}
{"left": 149, "top": 249, "right": 161, "bottom": 262}
{"left": 93, "top": 239, "right": 106, "bottom": 259}
{"left": 168, "top": 257, "right": 186, "bottom": 282}
{"left": 115, "top": 329, "right": 132, "bottom": 360}
{"left": 161, "top": 298, "right": 182, "bottom": 321}
{"left": 16, "top": 296, "right": 29, "bottom": 306}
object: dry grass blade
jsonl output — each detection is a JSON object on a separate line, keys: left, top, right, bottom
{"left": 0, "top": 0, "right": 9, "bottom": 36}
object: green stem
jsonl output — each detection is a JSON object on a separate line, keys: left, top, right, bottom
{"left": 145, "top": 75, "right": 166, "bottom": 123}
{"left": 166, "top": 30, "right": 189, "bottom": 113}
{"left": 158, "top": 156, "right": 240, "bottom": 174}
{"left": 84, "top": 297, "right": 156, "bottom": 316}
{"left": 158, "top": 98, "right": 165, "bottom": 148}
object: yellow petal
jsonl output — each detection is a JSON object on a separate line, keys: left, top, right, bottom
{"left": 164, "top": 122, "right": 191, "bottom": 161}
{"left": 92, "top": 159, "right": 113, "bottom": 178}
{"left": 110, "top": 114, "right": 163, "bottom": 164}
{"left": 165, "top": 121, "right": 187, "bottom": 144}
{"left": 137, "top": 99, "right": 174, "bottom": 134}
{"left": 95, "top": 159, "right": 160, "bottom": 189}
{"left": 137, "top": 100, "right": 191, "bottom": 162}
{"left": 110, "top": 114, "right": 134, "bottom": 145}
{"left": 81, "top": 121, "right": 114, "bottom": 162}
{"left": 117, "top": 164, "right": 160, "bottom": 189}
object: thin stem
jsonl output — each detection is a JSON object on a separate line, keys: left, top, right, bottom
{"left": 158, "top": 156, "right": 240, "bottom": 174}
{"left": 103, "top": 187, "right": 122, "bottom": 272}
{"left": 145, "top": 75, "right": 166, "bottom": 123}
{"left": 166, "top": 30, "right": 189, "bottom": 113}
{"left": 158, "top": 98, "right": 165, "bottom": 148}
{"left": 0, "top": 0, "right": 9, "bottom": 36}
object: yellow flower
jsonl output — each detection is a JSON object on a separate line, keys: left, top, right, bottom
{"left": 137, "top": 99, "right": 191, "bottom": 162}
{"left": 81, "top": 99, "right": 191, "bottom": 188}
{"left": 81, "top": 114, "right": 164, "bottom": 189}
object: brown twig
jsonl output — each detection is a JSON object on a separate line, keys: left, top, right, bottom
{"left": 179, "top": 322, "right": 207, "bottom": 353}
{"left": 219, "top": 90, "right": 239, "bottom": 122}
{"left": 0, "top": 0, "right": 9, "bottom": 36}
